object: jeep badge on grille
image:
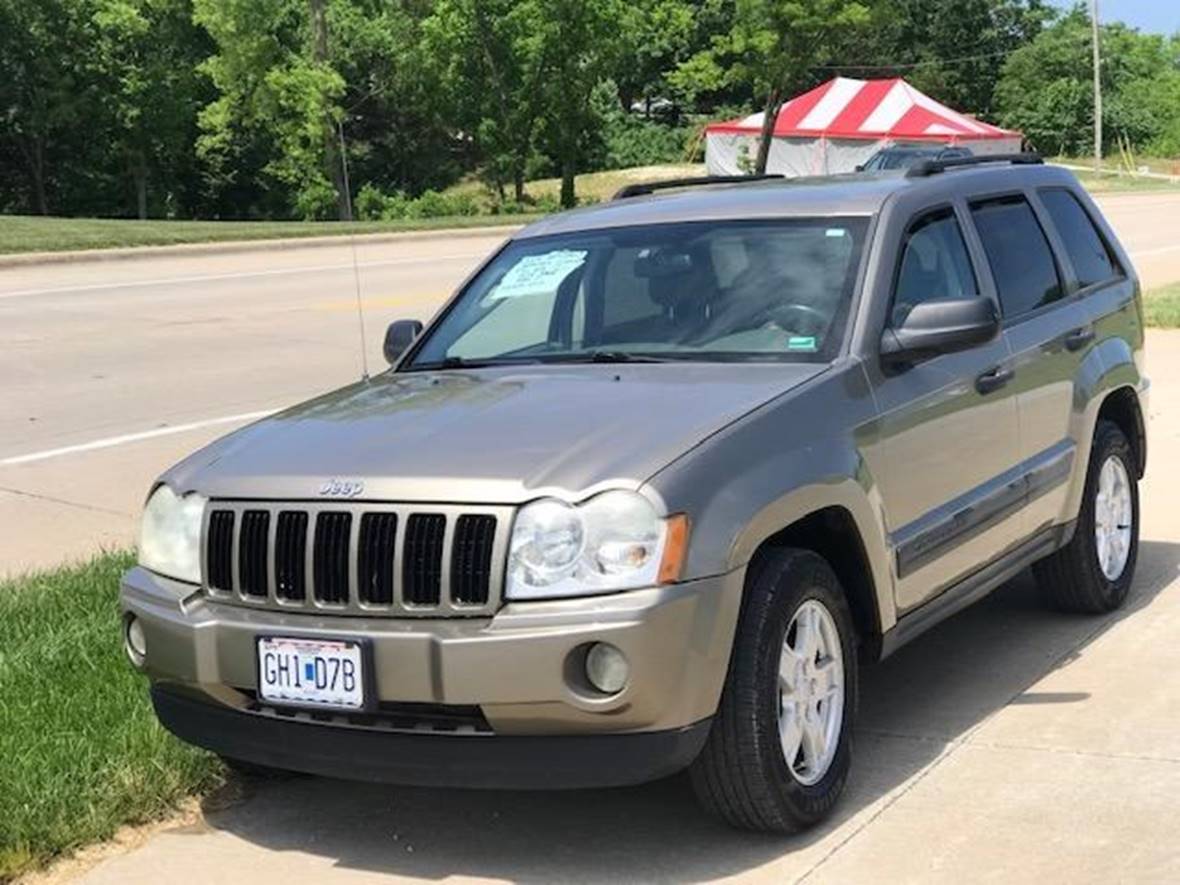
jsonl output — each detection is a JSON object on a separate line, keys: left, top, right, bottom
{"left": 319, "top": 478, "right": 364, "bottom": 498}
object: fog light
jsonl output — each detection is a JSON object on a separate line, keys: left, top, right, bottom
{"left": 585, "top": 643, "right": 629, "bottom": 694}
{"left": 124, "top": 615, "right": 146, "bottom": 667}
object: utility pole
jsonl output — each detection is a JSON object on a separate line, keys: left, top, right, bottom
{"left": 1091, "top": 0, "right": 1102, "bottom": 170}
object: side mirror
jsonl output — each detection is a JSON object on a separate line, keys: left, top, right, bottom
{"left": 384, "top": 319, "right": 423, "bottom": 365}
{"left": 854, "top": 164, "right": 865, "bottom": 172}
{"left": 880, "top": 297, "right": 999, "bottom": 364}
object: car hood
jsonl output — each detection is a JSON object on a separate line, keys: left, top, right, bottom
{"left": 165, "top": 363, "right": 825, "bottom": 503}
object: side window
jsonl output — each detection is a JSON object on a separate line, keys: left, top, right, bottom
{"left": 970, "top": 196, "right": 1063, "bottom": 319}
{"left": 1039, "top": 189, "right": 1120, "bottom": 289}
{"left": 892, "top": 209, "right": 979, "bottom": 326}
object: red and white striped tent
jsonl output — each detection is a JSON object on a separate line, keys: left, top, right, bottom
{"left": 705, "top": 77, "right": 1023, "bottom": 177}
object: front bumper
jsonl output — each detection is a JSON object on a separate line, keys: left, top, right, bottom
{"left": 122, "top": 565, "right": 742, "bottom": 755}
{"left": 151, "top": 685, "right": 711, "bottom": 789}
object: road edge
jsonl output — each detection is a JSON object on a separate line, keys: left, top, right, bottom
{"left": 0, "top": 224, "right": 526, "bottom": 269}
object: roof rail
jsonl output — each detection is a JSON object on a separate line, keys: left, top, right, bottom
{"left": 906, "top": 152, "right": 1044, "bottom": 178}
{"left": 612, "top": 174, "right": 783, "bottom": 200}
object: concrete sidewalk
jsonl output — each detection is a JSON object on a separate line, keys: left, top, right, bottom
{"left": 55, "top": 334, "right": 1180, "bottom": 883}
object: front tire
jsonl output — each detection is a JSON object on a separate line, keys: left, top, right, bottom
{"left": 1034, "top": 420, "right": 1139, "bottom": 613}
{"left": 690, "top": 548, "right": 858, "bottom": 833}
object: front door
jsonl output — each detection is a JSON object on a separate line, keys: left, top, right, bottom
{"left": 864, "top": 204, "right": 1023, "bottom": 613}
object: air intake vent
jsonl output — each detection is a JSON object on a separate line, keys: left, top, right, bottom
{"left": 238, "top": 510, "right": 270, "bottom": 597}
{"left": 451, "top": 514, "right": 497, "bottom": 604}
{"left": 207, "top": 510, "right": 235, "bottom": 591}
{"left": 358, "top": 512, "right": 398, "bottom": 605}
{"left": 275, "top": 511, "right": 308, "bottom": 601}
{"left": 403, "top": 514, "right": 446, "bottom": 605}
{"left": 313, "top": 511, "right": 352, "bottom": 604}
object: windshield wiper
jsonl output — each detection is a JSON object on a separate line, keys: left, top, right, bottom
{"left": 409, "top": 355, "right": 543, "bottom": 371}
{"left": 553, "top": 350, "right": 674, "bottom": 364}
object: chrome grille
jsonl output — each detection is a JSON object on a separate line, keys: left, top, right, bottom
{"left": 202, "top": 501, "right": 511, "bottom": 617}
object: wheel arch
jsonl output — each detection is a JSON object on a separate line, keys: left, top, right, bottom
{"left": 1096, "top": 385, "right": 1146, "bottom": 478}
{"left": 740, "top": 497, "right": 891, "bottom": 656}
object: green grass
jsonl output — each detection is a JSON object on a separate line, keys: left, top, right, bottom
{"left": 1051, "top": 155, "right": 1180, "bottom": 192}
{"left": 5, "top": 157, "right": 1175, "bottom": 257}
{"left": 1145, "top": 282, "right": 1180, "bottom": 329}
{"left": 443, "top": 163, "right": 707, "bottom": 211}
{"left": 0, "top": 164, "right": 709, "bottom": 256}
{"left": 0, "top": 213, "right": 540, "bottom": 256}
{"left": 0, "top": 552, "right": 222, "bottom": 881}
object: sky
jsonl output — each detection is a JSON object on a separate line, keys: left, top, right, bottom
{"left": 1050, "top": 0, "right": 1180, "bottom": 35}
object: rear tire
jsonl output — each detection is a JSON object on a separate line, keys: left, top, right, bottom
{"left": 689, "top": 548, "right": 858, "bottom": 833}
{"left": 1034, "top": 420, "right": 1139, "bottom": 613}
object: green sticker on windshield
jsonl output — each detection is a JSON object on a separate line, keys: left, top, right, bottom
{"left": 787, "top": 336, "right": 817, "bottom": 351}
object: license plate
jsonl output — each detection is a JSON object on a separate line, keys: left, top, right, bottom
{"left": 257, "top": 637, "right": 365, "bottom": 710}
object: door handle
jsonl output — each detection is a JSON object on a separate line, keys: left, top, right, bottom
{"left": 1064, "top": 326, "right": 1095, "bottom": 351}
{"left": 975, "top": 365, "right": 1014, "bottom": 394}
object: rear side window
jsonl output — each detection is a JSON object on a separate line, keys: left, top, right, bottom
{"left": 892, "top": 209, "right": 978, "bottom": 326}
{"left": 971, "top": 196, "right": 1063, "bottom": 319}
{"left": 1039, "top": 189, "right": 1120, "bottom": 289}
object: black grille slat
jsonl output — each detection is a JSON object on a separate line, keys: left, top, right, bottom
{"left": 451, "top": 515, "right": 497, "bottom": 604}
{"left": 358, "top": 512, "right": 398, "bottom": 605}
{"left": 275, "top": 511, "right": 308, "bottom": 601}
{"left": 238, "top": 510, "right": 270, "bottom": 597}
{"left": 313, "top": 512, "right": 352, "bottom": 604}
{"left": 207, "top": 510, "right": 235, "bottom": 591}
{"left": 403, "top": 514, "right": 446, "bottom": 605}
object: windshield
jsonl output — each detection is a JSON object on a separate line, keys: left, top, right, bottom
{"left": 407, "top": 218, "right": 869, "bottom": 368}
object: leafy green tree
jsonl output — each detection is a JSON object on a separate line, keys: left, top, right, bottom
{"left": 613, "top": 0, "right": 696, "bottom": 113}
{"left": 534, "top": 0, "right": 622, "bottom": 206}
{"left": 194, "top": 0, "right": 347, "bottom": 219}
{"left": 91, "top": 0, "right": 210, "bottom": 218}
{"left": 995, "top": 8, "right": 1179, "bottom": 156}
{"left": 0, "top": 0, "right": 96, "bottom": 214}
{"left": 675, "top": 0, "right": 871, "bottom": 174}
{"left": 423, "top": 0, "right": 548, "bottom": 202}
{"left": 850, "top": 0, "right": 1048, "bottom": 117}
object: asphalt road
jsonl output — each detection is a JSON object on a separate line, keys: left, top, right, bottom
{"left": 3, "top": 192, "right": 1180, "bottom": 575}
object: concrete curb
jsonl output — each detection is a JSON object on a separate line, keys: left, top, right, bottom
{"left": 0, "top": 224, "right": 527, "bottom": 269}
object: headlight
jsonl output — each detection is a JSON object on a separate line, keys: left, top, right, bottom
{"left": 138, "top": 485, "right": 206, "bottom": 584}
{"left": 506, "top": 491, "right": 683, "bottom": 600}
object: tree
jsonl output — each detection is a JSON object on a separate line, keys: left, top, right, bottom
{"left": 851, "top": 0, "right": 1048, "bottom": 117}
{"left": 677, "top": 0, "right": 871, "bottom": 174}
{"left": 0, "top": 0, "right": 95, "bottom": 214}
{"left": 194, "top": 0, "right": 348, "bottom": 219}
{"left": 91, "top": 0, "right": 210, "bottom": 218}
{"left": 994, "top": 8, "right": 1179, "bottom": 156}
{"left": 613, "top": 0, "right": 696, "bottom": 114}
{"left": 535, "top": 0, "right": 622, "bottom": 207}
{"left": 423, "top": 0, "right": 548, "bottom": 202}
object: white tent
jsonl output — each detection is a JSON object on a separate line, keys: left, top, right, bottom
{"left": 705, "top": 77, "right": 1023, "bottom": 177}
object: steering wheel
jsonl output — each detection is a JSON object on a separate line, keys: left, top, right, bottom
{"left": 767, "top": 303, "right": 828, "bottom": 337}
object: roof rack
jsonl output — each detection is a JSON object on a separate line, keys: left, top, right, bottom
{"left": 612, "top": 174, "right": 783, "bottom": 200}
{"left": 906, "top": 152, "right": 1043, "bottom": 178}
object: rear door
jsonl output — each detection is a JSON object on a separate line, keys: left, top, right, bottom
{"left": 967, "top": 192, "right": 1091, "bottom": 538}
{"left": 864, "top": 203, "right": 1023, "bottom": 613}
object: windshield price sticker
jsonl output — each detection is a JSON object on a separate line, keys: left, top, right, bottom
{"left": 485, "top": 250, "right": 588, "bottom": 302}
